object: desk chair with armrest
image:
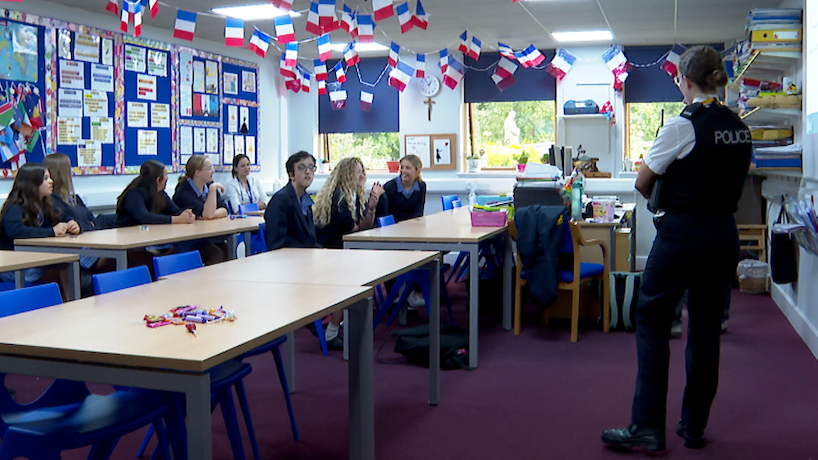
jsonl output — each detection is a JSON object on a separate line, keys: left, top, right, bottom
{"left": 511, "top": 218, "right": 610, "bottom": 342}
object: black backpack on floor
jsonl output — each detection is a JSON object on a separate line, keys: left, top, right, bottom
{"left": 392, "top": 324, "right": 470, "bottom": 370}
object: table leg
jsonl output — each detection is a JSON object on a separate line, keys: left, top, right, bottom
{"left": 427, "top": 257, "right": 440, "bottom": 406}
{"left": 226, "top": 234, "right": 238, "bottom": 260}
{"left": 13, "top": 270, "right": 24, "bottom": 289}
{"left": 343, "top": 309, "right": 349, "bottom": 361}
{"left": 347, "top": 296, "right": 375, "bottom": 460}
{"left": 468, "top": 244, "right": 479, "bottom": 368}
{"left": 283, "top": 331, "right": 296, "bottom": 393}
{"left": 67, "top": 261, "right": 80, "bottom": 301}
{"left": 115, "top": 251, "right": 128, "bottom": 271}
{"left": 184, "top": 373, "right": 212, "bottom": 460}
{"left": 244, "top": 232, "right": 252, "bottom": 257}
{"left": 503, "top": 232, "right": 513, "bottom": 331}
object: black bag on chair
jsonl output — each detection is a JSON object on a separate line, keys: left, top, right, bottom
{"left": 609, "top": 272, "right": 641, "bottom": 331}
{"left": 770, "top": 207, "right": 799, "bottom": 284}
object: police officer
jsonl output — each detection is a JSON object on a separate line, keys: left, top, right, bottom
{"left": 602, "top": 45, "right": 752, "bottom": 451}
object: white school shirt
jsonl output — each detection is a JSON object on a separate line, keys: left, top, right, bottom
{"left": 644, "top": 94, "right": 719, "bottom": 175}
{"left": 225, "top": 176, "right": 269, "bottom": 213}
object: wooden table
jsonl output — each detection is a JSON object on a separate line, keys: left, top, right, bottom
{"left": 344, "top": 207, "right": 512, "bottom": 369}
{"left": 0, "top": 278, "right": 374, "bottom": 460}
{"left": 0, "top": 250, "right": 81, "bottom": 300}
{"left": 13, "top": 217, "right": 263, "bottom": 270}
{"left": 576, "top": 202, "right": 637, "bottom": 271}
{"left": 169, "top": 248, "right": 444, "bottom": 405}
{"left": 244, "top": 210, "right": 264, "bottom": 216}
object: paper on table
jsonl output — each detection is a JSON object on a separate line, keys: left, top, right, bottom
{"left": 137, "top": 130, "right": 157, "bottom": 156}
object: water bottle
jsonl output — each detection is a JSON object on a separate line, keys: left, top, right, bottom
{"left": 468, "top": 188, "right": 477, "bottom": 208}
{"left": 570, "top": 172, "right": 584, "bottom": 220}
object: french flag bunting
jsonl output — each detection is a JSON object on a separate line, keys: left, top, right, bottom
{"left": 106, "top": 0, "right": 118, "bottom": 16}
{"left": 318, "top": 80, "right": 327, "bottom": 95}
{"left": 275, "top": 0, "right": 294, "bottom": 12}
{"left": 225, "top": 18, "right": 244, "bottom": 47}
{"left": 388, "top": 42, "right": 400, "bottom": 68}
{"left": 280, "top": 55, "right": 296, "bottom": 79}
{"left": 523, "top": 45, "right": 545, "bottom": 67}
{"left": 274, "top": 16, "right": 296, "bottom": 44}
{"left": 173, "top": 10, "right": 197, "bottom": 41}
{"left": 396, "top": 2, "right": 414, "bottom": 33}
{"left": 660, "top": 50, "right": 681, "bottom": 76}
{"left": 388, "top": 61, "right": 414, "bottom": 92}
{"left": 602, "top": 45, "right": 630, "bottom": 91}
{"left": 120, "top": 7, "right": 130, "bottom": 33}
{"left": 443, "top": 56, "right": 465, "bottom": 89}
{"left": 498, "top": 42, "right": 515, "bottom": 60}
{"left": 301, "top": 72, "right": 312, "bottom": 93}
{"left": 317, "top": 34, "right": 332, "bottom": 61}
{"left": 372, "top": 0, "right": 394, "bottom": 21}
{"left": 334, "top": 61, "right": 346, "bottom": 83}
{"left": 306, "top": 2, "right": 323, "bottom": 35}
{"left": 248, "top": 29, "right": 271, "bottom": 58}
{"left": 360, "top": 91, "right": 373, "bottom": 111}
{"left": 132, "top": 2, "right": 143, "bottom": 36}
{"left": 458, "top": 31, "right": 468, "bottom": 54}
{"left": 514, "top": 49, "right": 529, "bottom": 67}
{"left": 330, "top": 89, "right": 347, "bottom": 110}
{"left": 149, "top": 0, "right": 158, "bottom": 19}
{"left": 412, "top": 0, "right": 428, "bottom": 30}
{"left": 491, "top": 57, "right": 518, "bottom": 92}
{"left": 286, "top": 74, "right": 300, "bottom": 93}
{"left": 349, "top": 14, "right": 359, "bottom": 39}
{"left": 546, "top": 48, "right": 576, "bottom": 80}
{"left": 343, "top": 42, "right": 360, "bottom": 67}
{"left": 438, "top": 48, "right": 448, "bottom": 73}
{"left": 341, "top": 4, "right": 355, "bottom": 33}
{"left": 284, "top": 42, "right": 299, "bottom": 67}
{"left": 355, "top": 15, "right": 374, "bottom": 43}
{"left": 314, "top": 59, "right": 328, "bottom": 81}
{"left": 468, "top": 36, "right": 481, "bottom": 60}
{"left": 415, "top": 54, "right": 425, "bottom": 77}
{"left": 324, "top": 20, "right": 341, "bottom": 33}
{"left": 318, "top": 0, "right": 336, "bottom": 26}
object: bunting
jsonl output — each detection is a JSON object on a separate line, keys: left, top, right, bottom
{"left": 602, "top": 45, "right": 629, "bottom": 91}
{"left": 341, "top": 4, "right": 355, "bottom": 33}
{"left": 546, "top": 48, "right": 575, "bottom": 80}
{"left": 498, "top": 42, "right": 515, "bottom": 60}
{"left": 120, "top": 7, "right": 130, "bottom": 33}
{"left": 415, "top": 54, "right": 425, "bottom": 77}
{"left": 458, "top": 31, "right": 468, "bottom": 54}
{"left": 274, "top": 16, "right": 296, "bottom": 44}
{"left": 343, "top": 42, "right": 360, "bottom": 67}
{"left": 522, "top": 45, "right": 545, "bottom": 67}
{"left": 306, "top": 2, "right": 323, "bottom": 35}
{"left": 373, "top": 0, "right": 394, "bottom": 21}
{"left": 318, "top": 80, "right": 327, "bottom": 95}
{"left": 329, "top": 89, "right": 347, "bottom": 109}
{"left": 356, "top": 14, "right": 374, "bottom": 43}
{"left": 442, "top": 56, "right": 464, "bottom": 89}
{"left": 438, "top": 48, "right": 448, "bottom": 73}
{"left": 360, "top": 91, "right": 374, "bottom": 111}
{"left": 224, "top": 18, "right": 244, "bottom": 47}
{"left": 105, "top": 0, "right": 118, "bottom": 16}
{"left": 396, "top": 2, "right": 414, "bottom": 33}
{"left": 334, "top": 61, "right": 347, "bottom": 83}
{"left": 661, "top": 50, "right": 681, "bottom": 76}
{"left": 270, "top": 0, "right": 294, "bottom": 12}
{"left": 314, "top": 59, "right": 328, "bottom": 81}
{"left": 132, "top": 1, "right": 143, "bottom": 36}
{"left": 491, "top": 57, "right": 518, "bottom": 91}
{"left": 301, "top": 72, "right": 312, "bottom": 92}
{"left": 388, "top": 61, "right": 414, "bottom": 91}
{"left": 149, "top": 0, "right": 158, "bottom": 19}
{"left": 412, "top": 0, "right": 428, "bottom": 30}
{"left": 173, "top": 10, "right": 197, "bottom": 41}
{"left": 317, "top": 34, "right": 332, "bottom": 61}
{"left": 248, "top": 29, "right": 271, "bottom": 58}
{"left": 284, "top": 42, "right": 299, "bottom": 67}
{"left": 280, "top": 55, "right": 296, "bottom": 79}
{"left": 388, "top": 42, "right": 400, "bottom": 68}
{"left": 468, "top": 36, "right": 481, "bottom": 60}
{"left": 318, "top": 0, "right": 336, "bottom": 26}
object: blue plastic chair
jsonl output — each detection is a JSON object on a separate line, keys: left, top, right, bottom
{"left": 441, "top": 195, "right": 459, "bottom": 211}
{"left": 92, "top": 266, "right": 152, "bottom": 294}
{"left": 237, "top": 205, "right": 266, "bottom": 255}
{"left": 0, "top": 283, "right": 175, "bottom": 460}
{"left": 373, "top": 216, "right": 455, "bottom": 327}
{"left": 153, "top": 250, "right": 203, "bottom": 278}
{"left": 452, "top": 200, "right": 462, "bottom": 208}
{"left": 238, "top": 203, "right": 259, "bottom": 215}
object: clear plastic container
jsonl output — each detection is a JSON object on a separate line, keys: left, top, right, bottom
{"left": 737, "top": 259, "right": 768, "bottom": 294}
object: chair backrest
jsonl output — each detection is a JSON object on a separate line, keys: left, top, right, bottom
{"left": 0, "top": 283, "right": 62, "bottom": 317}
{"left": 441, "top": 195, "right": 459, "bottom": 211}
{"left": 257, "top": 222, "right": 268, "bottom": 253}
{"left": 153, "top": 250, "right": 204, "bottom": 278}
{"left": 238, "top": 203, "right": 259, "bottom": 215}
{"left": 452, "top": 200, "right": 462, "bottom": 208}
{"left": 560, "top": 217, "right": 578, "bottom": 254}
{"left": 378, "top": 215, "right": 396, "bottom": 227}
{"left": 93, "top": 265, "right": 152, "bottom": 295}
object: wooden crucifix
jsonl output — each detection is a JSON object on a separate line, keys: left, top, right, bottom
{"left": 423, "top": 97, "right": 435, "bottom": 121}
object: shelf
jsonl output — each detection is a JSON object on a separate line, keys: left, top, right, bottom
{"left": 559, "top": 114, "right": 608, "bottom": 119}
{"left": 729, "top": 50, "right": 801, "bottom": 91}
{"left": 740, "top": 107, "right": 801, "bottom": 121}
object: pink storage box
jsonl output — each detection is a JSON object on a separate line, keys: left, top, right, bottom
{"left": 470, "top": 210, "right": 508, "bottom": 227}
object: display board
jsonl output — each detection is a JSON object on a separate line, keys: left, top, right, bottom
{"left": 121, "top": 37, "right": 175, "bottom": 174}
{"left": 0, "top": 12, "right": 51, "bottom": 178}
{"left": 177, "top": 47, "right": 221, "bottom": 170}
{"left": 220, "top": 57, "right": 259, "bottom": 171}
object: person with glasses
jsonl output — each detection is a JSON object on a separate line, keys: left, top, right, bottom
{"left": 172, "top": 155, "right": 230, "bottom": 265}
{"left": 602, "top": 45, "right": 752, "bottom": 452}
{"left": 225, "top": 153, "right": 269, "bottom": 215}
{"left": 313, "top": 156, "right": 385, "bottom": 349}
{"left": 264, "top": 151, "right": 320, "bottom": 251}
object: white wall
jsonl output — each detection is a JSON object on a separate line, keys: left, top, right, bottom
{"left": 0, "top": 0, "right": 282, "bottom": 208}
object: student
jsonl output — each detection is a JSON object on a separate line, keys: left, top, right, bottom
{"left": 381, "top": 154, "right": 426, "bottom": 223}
{"left": 173, "top": 155, "right": 229, "bottom": 265}
{"left": 0, "top": 163, "right": 78, "bottom": 297}
{"left": 264, "top": 151, "right": 320, "bottom": 251}
{"left": 602, "top": 45, "right": 751, "bottom": 452}
{"left": 225, "top": 153, "right": 268, "bottom": 214}
{"left": 313, "top": 157, "right": 385, "bottom": 348}
{"left": 116, "top": 159, "right": 195, "bottom": 227}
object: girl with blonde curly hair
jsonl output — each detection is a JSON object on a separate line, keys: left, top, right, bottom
{"left": 313, "top": 156, "right": 384, "bottom": 348}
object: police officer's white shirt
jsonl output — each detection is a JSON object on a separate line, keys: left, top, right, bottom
{"left": 644, "top": 94, "right": 719, "bottom": 175}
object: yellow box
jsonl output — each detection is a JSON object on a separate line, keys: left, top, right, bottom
{"left": 751, "top": 29, "right": 801, "bottom": 42}
{"left": 751, "top": 128, "right": 793, "bottom": 140}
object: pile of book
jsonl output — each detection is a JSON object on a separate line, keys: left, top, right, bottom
{"left": 745, "top": 8, "right": 802, "bottom": 53}
{"left": 751, "top": 124, "right": 800, "bottom": 170}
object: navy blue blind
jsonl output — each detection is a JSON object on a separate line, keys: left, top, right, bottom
{"left": 318, "top": 57, "right": 399, "bottom": 134}
{"left": 464, "top": 52, "right": 556, "bottom": 102}
{"left": 625, "top": 44, "right": 725, "bottom": 103}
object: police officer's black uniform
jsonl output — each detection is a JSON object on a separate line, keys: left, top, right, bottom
{"left": 632, "top": 99, "right": 752, "bottom": 437}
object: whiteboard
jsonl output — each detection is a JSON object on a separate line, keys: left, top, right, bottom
{"left": 405, "top": 135, "right": 431, "bottom": 167}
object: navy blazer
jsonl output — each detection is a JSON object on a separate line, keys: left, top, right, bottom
{"left": 52, "top": 194, "right": 96, "bottom": 233}
{"left": 264, "top": 182, "right": 320, "bottom": 251}
{"left": 0, "top": 202, "right": 69, "bottom": 250}
{"left": 116, "top": 188, "right": 183, "bottom": 227}
{"left": 172, "top": 180, "right": 228, "bottom": 218}
{"left": 381, "top": 178, "right": 426, "bottom": 222}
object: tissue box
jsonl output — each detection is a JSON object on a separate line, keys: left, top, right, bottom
{"left": 470, "top": 210, "right": 508, "bottom": 227}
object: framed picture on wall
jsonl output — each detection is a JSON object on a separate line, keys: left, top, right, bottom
{"left": 403, "top": 133, "right": 457, "bottom": 171}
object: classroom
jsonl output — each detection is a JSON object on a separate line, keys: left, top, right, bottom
{"left": 0, "top": 0, "right": 817, "bottom": 459}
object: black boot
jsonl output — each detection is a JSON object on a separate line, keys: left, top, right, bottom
{"left": 676, "top": 420, "right": 705, "bottom": 449}
{"left": 601, "top": 424, "right": 666, "bottom": 451}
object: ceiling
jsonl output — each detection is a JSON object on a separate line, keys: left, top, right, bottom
{"left": 43, "top": 0, "right": 790, "bottom": 59}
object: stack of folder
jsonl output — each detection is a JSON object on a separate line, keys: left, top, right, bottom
{"left": 745, "top": 8, "right": 803, "bottom": 53}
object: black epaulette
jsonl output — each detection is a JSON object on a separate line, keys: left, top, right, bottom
{"left": 680, "top": 102, "right": 704, "bottom": 120}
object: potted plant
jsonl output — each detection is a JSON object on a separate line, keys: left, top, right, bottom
{"left": 386, "top": 158, "right": 400, "bottom": 173}
{"left": 466, "top": 152, "right": 481, "bottom": 173}
{"left": 318, "top": 158, "right": 330, "bottom": 174}
{"left": 514, "top": 150, "right": 529, "bottom": 173}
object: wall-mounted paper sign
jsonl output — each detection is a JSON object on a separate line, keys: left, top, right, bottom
{"left": 137, "top": 129, "right": 157, "bottom": 156}
{"left": 59, "top": 60, "right": 85, "bottom": 89}
{"left": 127, "top": 102, "right": 149, "bottom": 128}
{"left": 136, "top": 74, "right": 157, "bottom": 101}
{"left": 83, "top": 90, "right": 108, "bottom": 117}
{"left": 150, "top": 103, "right": 170, "bottom": 128}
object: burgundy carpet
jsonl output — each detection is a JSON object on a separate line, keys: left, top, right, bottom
{"left": 13, "top": 283, "right": 818, "bottom": 459}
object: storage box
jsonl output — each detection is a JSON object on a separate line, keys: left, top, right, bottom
{"left": 737, "top": 259, "right": 768, "bottom": 294}
{"left": 470, "top": 210, "right": 508, "bottom": 227}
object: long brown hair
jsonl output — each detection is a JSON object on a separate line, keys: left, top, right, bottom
{"left": 313, "top": 157, "right": 366, "bottom": 227}
{"left": 179, "top": 155, "right": 208, "bottom": 184}
{"left": 0, "top": 163, "right": 58, "bottom": 236}
{"left": 43, "top": 153, "right": 75, "bottom": 205}
{"left": 116, "top": 160, "right": 168, "bottom": 214}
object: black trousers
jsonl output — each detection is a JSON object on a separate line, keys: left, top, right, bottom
{"left": 631, "top": 212, "right": 738, "bottom": 434}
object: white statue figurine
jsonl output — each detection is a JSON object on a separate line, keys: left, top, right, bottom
{"left": 503, "top": 110, "right": 521, "bottom": 146}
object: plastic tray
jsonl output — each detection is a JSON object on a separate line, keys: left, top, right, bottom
{"left": 470, "top": 210, "right": 508, "bottom": 227}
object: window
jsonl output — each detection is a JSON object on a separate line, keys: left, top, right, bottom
{"left": 324, "top": 132, "right": 400, "bottom": 170}
{"left": 468, "top": 100, "right": 556, "bottom": 168}
{"left": 626, "top": 102, "right": 685, "bottom": 171}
